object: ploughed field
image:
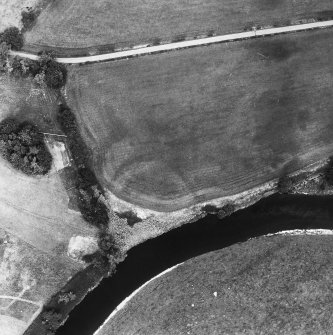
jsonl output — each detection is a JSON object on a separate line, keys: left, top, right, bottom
{"left": 24, "top": 0, "right": 333, "bottom": 54}
{"left": 66, "top": 29, "right": 333, "bottom": 211}
{"left": 97, "top": 234, "right": 333, "bottom": 335}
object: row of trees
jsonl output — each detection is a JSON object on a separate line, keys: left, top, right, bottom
{"left": 57, "top": 104, "right": 109, "bottom": 227}
{"left": 4, "top": 51, "right": 67, "bottom": 89}
{"left": 0, "top": 118, "right": 52, "bottom": 175}
{"left": 0, "top": 26, "right": 67, "bottom": 89}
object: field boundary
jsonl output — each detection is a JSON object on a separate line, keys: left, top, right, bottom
{"left": 12, "top": 19, "right": 333, "bottom": 64}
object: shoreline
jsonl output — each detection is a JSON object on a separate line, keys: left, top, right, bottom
{"left": 40, "top": 159, "right": 327, "bottom": 335}
{"left": 109, "top": 157, "right": 329, "bottom": 252}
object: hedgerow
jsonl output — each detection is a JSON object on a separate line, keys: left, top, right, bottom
{"left": 57, "top": 104, "right": 109, "bottom": 227}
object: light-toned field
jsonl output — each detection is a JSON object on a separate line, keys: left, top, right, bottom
{"left": 66, "top": 29, "right": 333, "bottom": 211}
{"left": 0, "top": 0, "right": 40, "bottom": 31}
{"left": 24, "top": 0, "right": 333, "bottom": 53}
{"left": 0, "top": 75, "right": 98, "bottom": 333}
{"left": 97, "top": 234, "right": 333, "bottom": 335}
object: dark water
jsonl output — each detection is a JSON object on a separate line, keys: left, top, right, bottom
{"left": 56, "top": 193, "right": 333, "bottom": 335}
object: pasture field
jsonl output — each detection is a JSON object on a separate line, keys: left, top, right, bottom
{"left": 24, "top": 0, "right": 333, "bottom": 54}
{"left": 66, "top": 29, "right": 333, "bottom": 212}
{"left": 0, "top": 75, "right": 98, "bottom": 333}
{"left": 97, "top": 234, "right": 333, "bottom": 335}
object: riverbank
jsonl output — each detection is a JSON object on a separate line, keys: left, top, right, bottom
{"left": 96, "top": 233, "right": 333, "bottom": 335}
{"left": 21, "top": 156, "right": 331, "bottom": 335}
{"left": 109, "top": 157, "right": 330, "bottom": 252}
{"left": 55, "top": 192, "right": 333, "bottom": 335}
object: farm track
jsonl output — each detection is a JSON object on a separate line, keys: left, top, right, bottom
{"left": 12, "top": 20, "right": 333, "bottom": 64}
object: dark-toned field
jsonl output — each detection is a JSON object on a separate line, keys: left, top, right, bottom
{"left": 96, "top": 234, "right": 333, "bottom": 335}
{"left": 66, "top": 29, "right": 333, "bottom": 211}
{"left": 24, "top": 0, "right": 333, "bottom": 54}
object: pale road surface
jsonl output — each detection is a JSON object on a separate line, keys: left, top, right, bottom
{"left": 11, "top": 20, "right": 333, "bottom": 64}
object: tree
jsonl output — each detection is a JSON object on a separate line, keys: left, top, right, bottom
{"left": 21, "top": 9, "right": 38, "bottom": 30}
{"left": 217, "top": 203, "right": 235, "bottom": 219}
{"left": 44, "top": 60, "right": 67, "bottom": 88}
{"left": 33, "top": 71, "right": 46, "bottom": 87}
{"left": 41, "top": 310, "right": 62, "bottom": 332}
{"left": 324, "top": 157, "right": 333, "bottom": 185}
{"left": 0, "top": 27, "right": 23, "bottom": 50}
{"left": 0, "top": 42, "right": 10, "bottom": 71}
{"left": 277, "top": 176, "right": 293, "bottom": 194}
{"left": 57, "top": 291, "right": 76, "bottom": 304}
{"left": 0, "top": 118, "right": 52, "bottom": 175}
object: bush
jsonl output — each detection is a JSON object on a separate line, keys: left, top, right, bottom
{"left": 0, "top": 42, "right": 10, "bottom": 71}
{"left": 172, "top": 34, "right": 186, "bottom": 42}
{"left": 324, "top": 157, "right": 333, "bottom": 185}
{"left": 44, "top": 60, "right": 67, "bottom": 89}
{"left": 201, "top": 204, "right": 218, "bottom": 214}
{"left": 0, "top": 27, "right": 23, "bottom": 50}
{"left": 38, "top": 53, "right": 67, "bottom": 89}
{"left": 98, "top": 232, "right": 117, "bottom": 254}
{"left": 151, "top": 37, "right": 161, "bottom": 46}
{"left": 207, "top": 29, "right": 215, "bottom": 37}
{"left": 41, "top": 310, "right": 62, "bottom": 332}
{"left": 21, "top": 9, "right": 39, "bottom": 30}
{"left": 116, "top": 210, "right": 142, "bottom": 226}
{"left": 217, "top": 203, "right": 235, "bottom": 219}
{"left": 0, "top": 118, "right": 52, "bottom": 175}
{"left": 277, "top": 175, "right": 294, "bottom": 194}
{"left": 57, "top": 291, "right": 76, "bottom": 304}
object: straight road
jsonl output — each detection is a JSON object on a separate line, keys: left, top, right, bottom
{"left": 11, "top": 20, "right": 333, "bottom": 64}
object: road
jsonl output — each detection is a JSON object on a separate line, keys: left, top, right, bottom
{"left": 11, "top": 20, "right": 333, "bottom": 64}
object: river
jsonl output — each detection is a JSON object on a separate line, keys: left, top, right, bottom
{"left": 55, "top": 193, "right": 333, "bottom": 335}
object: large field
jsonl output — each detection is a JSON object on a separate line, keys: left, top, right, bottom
{"left": 24, "top": 0, "right": 333, "bottom": 54}
{"left": 66, "top": 29, "right": 333, "bottom": 211}
{"left": 97, "top": 234, "right": 333, "bottom": 335}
